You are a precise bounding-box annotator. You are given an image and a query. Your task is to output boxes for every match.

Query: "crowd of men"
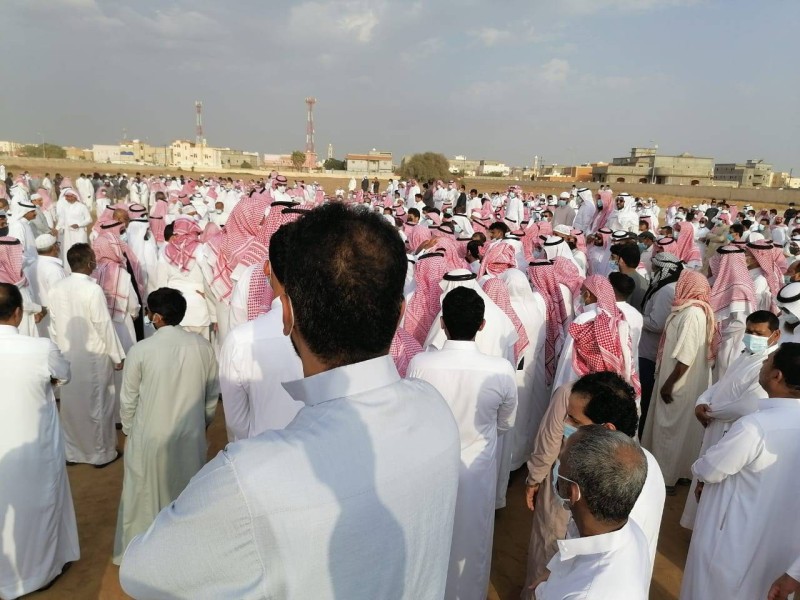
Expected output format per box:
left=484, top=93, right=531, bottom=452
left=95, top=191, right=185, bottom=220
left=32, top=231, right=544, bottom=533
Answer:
left=1, top=167, right=800, bottom=600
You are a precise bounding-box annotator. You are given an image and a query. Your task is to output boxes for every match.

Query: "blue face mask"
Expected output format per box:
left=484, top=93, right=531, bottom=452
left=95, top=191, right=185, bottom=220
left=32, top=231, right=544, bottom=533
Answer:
left=551, top=459, right=579, bottom=510
left=609, top=261, right=619, bottom=272
left=726, top=234, right=734, bottom=242
left=596, top=200, right=603, bottom=209
left=638, top=242, right=647, bottom=253
left=742, top=333, right=769, bottom=355
left=563, top=423, right=578, bottom=439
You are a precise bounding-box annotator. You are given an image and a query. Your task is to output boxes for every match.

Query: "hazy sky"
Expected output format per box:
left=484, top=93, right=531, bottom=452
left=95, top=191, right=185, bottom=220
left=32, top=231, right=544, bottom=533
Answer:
left=3, top=0, right=799, bottom=171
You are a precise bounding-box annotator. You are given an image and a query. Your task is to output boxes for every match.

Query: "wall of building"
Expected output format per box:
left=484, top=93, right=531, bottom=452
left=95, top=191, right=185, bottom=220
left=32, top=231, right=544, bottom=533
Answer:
left=92, top=144, right=121, bottom=163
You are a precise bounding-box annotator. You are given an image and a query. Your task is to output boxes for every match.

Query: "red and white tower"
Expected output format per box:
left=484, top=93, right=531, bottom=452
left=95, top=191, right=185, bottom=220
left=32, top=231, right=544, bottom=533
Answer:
left=195, top=101, right=203, bottom=145
left=304, top=97, right=317, bottom=169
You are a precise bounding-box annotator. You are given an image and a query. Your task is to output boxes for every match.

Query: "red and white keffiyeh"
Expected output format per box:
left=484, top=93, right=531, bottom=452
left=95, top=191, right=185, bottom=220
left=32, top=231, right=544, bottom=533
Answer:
left=709, top=246, right=755, bottom=317
left=567, top=275, right=639, bottom=395
left=527, top=260, right=567, bottom=385
left=675, top=223, right=702, bottom=264
left=659, top=269, right=720, bottom=363
left=390, top=326, right=423, bottom=377
left=478, top=242, right=516, bottom=279
left=403, top=252, right=449, bottom=345
left=407, top=223, right=433, bottom=252
left=482, top=276, right=529, bottom=363
left=746, top=241, right=783, bottom=302
left=164, top=218, right=202, bottom=272
left=553, top=256, right=584, bottom=299
left=92, top=233, right=128, bottom=321
left=0, top=237, right=27, bottom=286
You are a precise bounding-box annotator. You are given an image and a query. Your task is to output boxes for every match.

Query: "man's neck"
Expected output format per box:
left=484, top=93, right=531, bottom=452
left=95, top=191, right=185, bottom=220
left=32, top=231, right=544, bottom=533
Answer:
left=574, top=509, right=628, bottom=538
left=619, top=264, right=635, bottom=275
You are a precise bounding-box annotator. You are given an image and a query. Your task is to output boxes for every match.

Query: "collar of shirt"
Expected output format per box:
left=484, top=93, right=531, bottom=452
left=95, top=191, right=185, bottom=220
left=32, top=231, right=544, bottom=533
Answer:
left=282, top=354, right=400, bottom=407
left=556, top=521, right=632, bottom=561
left=40, top=255, right=63, bottom=266
left=442, top=339, right=478, bottom=352
left=757, top=397, right=800, bottom=411
left=0, top=324, right=19, bottom=335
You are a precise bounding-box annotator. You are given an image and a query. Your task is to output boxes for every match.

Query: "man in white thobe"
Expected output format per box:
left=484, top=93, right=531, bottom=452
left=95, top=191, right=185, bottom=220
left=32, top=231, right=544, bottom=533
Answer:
left=681, top=343, right=800, bottom=600
left=680, top=309, right=779, bottom=529
left=408, top=286, right=517, bottom=600
left=120, top=203, right=460, bottom=599
left=48, top=243, right=125, bottom=466
left=29, top=234, right=66, bottom=338
left=220, top=231, right=303, bottom=440
left=113, top=288, right=219, bottom=565
left=56, top=190, right=91, bottom=268
left=0, top=283, right=78, bottom=599
left=7, top=200, right=38, bottom=270
left=76, top=174, right=94, bottom=209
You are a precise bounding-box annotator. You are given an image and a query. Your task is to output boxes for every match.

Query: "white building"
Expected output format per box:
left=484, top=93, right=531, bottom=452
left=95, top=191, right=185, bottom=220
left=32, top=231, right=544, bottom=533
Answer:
left=92, top=144, right=122, bottom=164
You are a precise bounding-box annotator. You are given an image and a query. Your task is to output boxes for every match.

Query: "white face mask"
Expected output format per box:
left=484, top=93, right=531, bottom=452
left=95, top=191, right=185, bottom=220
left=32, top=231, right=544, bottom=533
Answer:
left=277, top=185, right=287, bottom=193
left=120, top=232, right=128, bottom=244
left=216, top=209, right=223, bottom=214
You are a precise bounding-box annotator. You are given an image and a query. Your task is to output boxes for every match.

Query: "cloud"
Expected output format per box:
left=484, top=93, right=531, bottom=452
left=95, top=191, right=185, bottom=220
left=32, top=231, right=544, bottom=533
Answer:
left=473, top=27, right=510, bottom=47
left=288, top=1, right=382, bottom=44
left=561, top=0, right=702, bottom=14
left=540, top=58, right=570, bottom=84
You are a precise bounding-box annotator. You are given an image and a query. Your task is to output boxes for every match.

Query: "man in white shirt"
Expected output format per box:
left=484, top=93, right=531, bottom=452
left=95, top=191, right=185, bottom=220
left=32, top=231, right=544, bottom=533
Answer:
left=120, top=203, right=461, bottom=599
left=609, top=272, right=643, bottom=366
left=408, top=286, right=517, bottom=600
left=29, top=233, right=66, bottom=337
left=532, top=426, right=650, bottom=599
left=0, top=283, right=78, bottom=599
left=219, top=224, right=304, bottom=440
left=682, top=343, right=800, bottom=600
left=56, top=189, right=92, bottom=268
left=7, top=199, right=38, bottom=270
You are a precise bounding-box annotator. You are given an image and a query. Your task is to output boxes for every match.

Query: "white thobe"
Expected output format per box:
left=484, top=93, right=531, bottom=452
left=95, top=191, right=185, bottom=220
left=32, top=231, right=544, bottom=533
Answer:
left=154, top=254, right=216, bottom=329
left=29, top=255, right=66, bottom=337
left=572, top=199, right=597, bottom=233
left=681, top=398, right=800, bottom=600
left=641, top=306, right=710, bottom=486
left=227, top=263, right=258, bottom=330
left=76, top=177, right=94, bottom=208
left=616, top=300, right=643, bottom=367
left=505, top=196, right=524, bottom=229
left=680, top=345, right=773, bottom=529
left=48, top=273, right=125, bottom=464
left=15, top=283, right=41, bottom=338
left=750, top=269, right=772, bottom=311
left=0, top=326, right=78, bottom=600
left=711, top=302, right=749, bottom=382
left=535, top=521, right=650, bottom=600
left=120, top=355, right=461, bottom=600
left=56, top=202, right=91, bottom=267
left=219, top=297, right=304, bottom=442
left=113, top=325, right=219, bottom=564
left=407, top=340, right=517, bottom=600
left=108, top=269, right=140, bottom=424
left=126, top=221, right=159, bottom=297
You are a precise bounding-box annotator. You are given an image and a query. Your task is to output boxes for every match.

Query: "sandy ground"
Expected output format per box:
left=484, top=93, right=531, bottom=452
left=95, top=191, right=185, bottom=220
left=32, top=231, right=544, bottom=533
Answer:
left=28, top=402, right=691, bottom=600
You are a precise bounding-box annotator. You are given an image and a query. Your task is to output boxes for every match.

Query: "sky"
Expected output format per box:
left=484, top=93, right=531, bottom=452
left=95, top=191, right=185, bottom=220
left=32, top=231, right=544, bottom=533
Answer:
left=2, top=0, right=799, bottom=171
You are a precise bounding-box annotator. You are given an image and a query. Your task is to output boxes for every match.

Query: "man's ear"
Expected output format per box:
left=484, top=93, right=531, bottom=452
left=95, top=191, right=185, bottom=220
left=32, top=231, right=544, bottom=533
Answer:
left=263, top=260, right=271, bottom=278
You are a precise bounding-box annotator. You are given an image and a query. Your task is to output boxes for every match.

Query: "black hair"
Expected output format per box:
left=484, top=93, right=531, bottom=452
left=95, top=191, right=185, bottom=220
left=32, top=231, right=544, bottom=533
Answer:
left=730, top=223, right=745, bottom=235
left=408, top=208, right=421, bottom=220
left=283, top=203, right=406, bottom=367
left=571, top=371, right=639, bottom=437
left=488, top=221, right=509, bottom=235
left=66, top=243, right=94, bottom=271
left=442, top=287, right=485, bottom=341
left=772, top=343, right=800, bottom=389
left=147, top=288, right=187, bottom=326
left=747, top=310, right=780, bottom=332
left=609, top=272, right=635, bottom=300
left=164, top=223, right=175, bottom=242
left=466, top=240, right=483, bottom=261
left=609, top=243, right=641, bottom=268
left=0, top=282, right=22, bottom=321
left=269, top=222, right=295, bottom=284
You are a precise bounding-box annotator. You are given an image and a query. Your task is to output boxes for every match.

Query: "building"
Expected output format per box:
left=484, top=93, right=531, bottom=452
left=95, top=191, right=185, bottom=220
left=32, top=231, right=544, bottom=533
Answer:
left=262, top=154, right=293, bottom=170
left=536, top=164, right=596, bottom=182
left=592, top=147, right=714, bottom=185
left=63, top=146, right=93, bottom=161
left=170, top=140, right=221, bottom=170
left=449, top=156, right=482, bottom=177
left=478, top=160, right=511, bottom=177
left=0, top=141, right=23, bottom=155
left=220, top=149, right=261, bottom=169
left=714, top=159, right=773, bottom=188
left=773, top=172, right=800, bottom=189
left=92, top=144, right=122, bottom=164
left=346, top=150, right=393, bottom=175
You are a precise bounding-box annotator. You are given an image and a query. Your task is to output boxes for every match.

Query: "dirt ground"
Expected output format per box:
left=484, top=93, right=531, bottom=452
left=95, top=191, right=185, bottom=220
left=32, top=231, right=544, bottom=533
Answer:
left=28, top=403, right=691, bottom=600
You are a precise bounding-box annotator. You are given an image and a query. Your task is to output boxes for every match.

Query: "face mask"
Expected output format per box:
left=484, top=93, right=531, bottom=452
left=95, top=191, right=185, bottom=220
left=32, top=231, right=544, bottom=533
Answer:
left=453, top=224, right=462, bottom=234
left=726, top=234, right=734, bottom=242
left=509, top=192, right=516, bottom=199
left=558, top=200, right=566, bottom=207
left=551, top=459, right=580, bottom=511
left=784, top=311, right=799, bottom=325
left=216, top=209, right=223, bottom=214
left=596, top=200, right=603, bottom=209
left=742, top=333, right=770, bottom=354
left=120, top=231, right=128, bottom=243
left=758, top=225, right=765, bottom=231
left=424, top=218, right=434, bottom=226
left=563, top=423, right=578, bottom=439
left=609, top=261, right=619, bottom=272
left=277, top=186, right=287, bottom=193
left=638, top=242, right=647, bottom=253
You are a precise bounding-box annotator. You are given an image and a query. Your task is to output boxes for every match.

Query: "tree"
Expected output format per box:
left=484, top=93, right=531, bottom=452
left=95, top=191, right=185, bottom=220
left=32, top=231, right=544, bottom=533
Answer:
left=323, top=157, right=346, bottom=171
left=19, top=143, right=67, bottom=159
left=291, top=150, right=306, bottom=171
left=398, top=152, right=451, bottom=182
left=241, top=161, right=253, bottom=169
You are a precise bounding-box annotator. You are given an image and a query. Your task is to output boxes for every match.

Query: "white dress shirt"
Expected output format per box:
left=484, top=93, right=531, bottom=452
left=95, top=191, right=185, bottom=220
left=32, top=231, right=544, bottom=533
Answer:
left=120, top=355, right=461, bottom=600
left=219, top=297, right=304, bottom=441
left=617, top=300, right=643, bottom=366
left=537, top=520, right=650, bottom=599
